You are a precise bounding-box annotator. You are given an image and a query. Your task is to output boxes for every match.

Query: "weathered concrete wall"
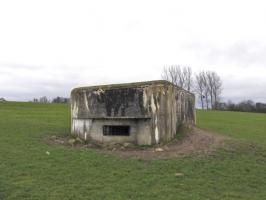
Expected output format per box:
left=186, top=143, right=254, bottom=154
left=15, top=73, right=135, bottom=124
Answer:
left=71, top=80, right=195, bottom=145
left=71, top=118, right=151, bottom=144
left=71, top=87, right=148, bottom=118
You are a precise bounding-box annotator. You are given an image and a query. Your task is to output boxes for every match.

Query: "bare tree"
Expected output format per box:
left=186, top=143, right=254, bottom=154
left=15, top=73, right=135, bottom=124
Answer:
left=183, top=66, right=193, bottom=91
left=161, top=65, right=193, bottom=91
left=212, top=72, right=222, bottom=109
left=33, top=98, right=38, bottom=102
left=39, top=96, right=49, bottom=103
left=205, top=71, right=223, bottom=109
left=201, top=71, right=210, bottom=109
left=194, top=70, right=223, bottom=110
left=162, top=65, right=179, bottom=86
left=195, top=72, right=205, bottom=109
left=206, top=71, right=214, bottom=108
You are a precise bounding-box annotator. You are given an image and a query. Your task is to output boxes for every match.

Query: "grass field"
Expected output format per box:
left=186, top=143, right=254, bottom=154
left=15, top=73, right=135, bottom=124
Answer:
left=197, top=110, right=266, bottom=145
left=0, top=102, right=266, bottom=200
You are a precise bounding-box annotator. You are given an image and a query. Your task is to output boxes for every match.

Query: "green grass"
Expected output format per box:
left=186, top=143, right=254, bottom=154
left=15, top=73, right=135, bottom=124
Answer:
left=197, top=110, right=266, bottom=145
left=0, top=102, right=266, bottom=200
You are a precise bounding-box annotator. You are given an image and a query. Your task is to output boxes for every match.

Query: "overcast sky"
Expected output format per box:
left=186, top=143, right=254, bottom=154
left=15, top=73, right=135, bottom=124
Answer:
left=1, top=0, right=266, bottom=102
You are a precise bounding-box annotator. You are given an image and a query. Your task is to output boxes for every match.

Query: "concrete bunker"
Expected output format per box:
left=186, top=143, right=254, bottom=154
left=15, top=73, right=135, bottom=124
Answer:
left=71, top=80, right=196, bottom=145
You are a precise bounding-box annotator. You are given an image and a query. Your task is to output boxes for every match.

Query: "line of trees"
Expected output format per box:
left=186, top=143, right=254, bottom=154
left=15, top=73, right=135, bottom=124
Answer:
left=162, top=65, right=222, bottom=110
left=0, top=98, right=6, bottom=102
left=31, top=96, right=69, bottom=104
left=218, top=100, right=266, bottom=113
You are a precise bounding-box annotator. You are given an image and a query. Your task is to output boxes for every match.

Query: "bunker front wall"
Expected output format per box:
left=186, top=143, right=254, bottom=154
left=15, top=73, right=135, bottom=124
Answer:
left=71, top=82, right=195, bottom=145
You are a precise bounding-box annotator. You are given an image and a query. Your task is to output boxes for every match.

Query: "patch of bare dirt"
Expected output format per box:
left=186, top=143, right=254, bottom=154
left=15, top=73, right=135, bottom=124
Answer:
left=45, top=128, right=227, bottom=160
left=109, top=128, right=226, bottom=160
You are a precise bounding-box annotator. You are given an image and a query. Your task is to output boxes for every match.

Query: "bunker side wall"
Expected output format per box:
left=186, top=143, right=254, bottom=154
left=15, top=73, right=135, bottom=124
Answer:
left=176, top=89, right=196, bottom=126
left=150, top=84, right=196, bottom=144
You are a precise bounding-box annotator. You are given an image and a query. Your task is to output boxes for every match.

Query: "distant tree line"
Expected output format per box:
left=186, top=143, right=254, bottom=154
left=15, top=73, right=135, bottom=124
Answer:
left=0, top=98, right=6, bottom=102
left=216, top=100, right=266, bottom=113
left=162, top=65, right=222, bottom=110
left=31, top=96, right=69, bottom=104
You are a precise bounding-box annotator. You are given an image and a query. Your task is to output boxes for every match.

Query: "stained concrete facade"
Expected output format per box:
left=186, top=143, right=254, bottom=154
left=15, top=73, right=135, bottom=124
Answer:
left=71, top=80, right=195, bottom=145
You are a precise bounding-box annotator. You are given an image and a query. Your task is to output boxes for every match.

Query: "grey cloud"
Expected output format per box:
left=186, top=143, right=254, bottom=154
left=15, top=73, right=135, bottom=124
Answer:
left=209, top=41, right=266, bottom=67
left=0, top=62, right=44, bottom=70
left=186, top=41, right=266, bottom=67
left=0, top=63, right=121, bottom=101
left=223, top=78, right=266, bottom=103
left=184, top=41, right=266, bottom=103
left=0, top=63, right=79, bottom=101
